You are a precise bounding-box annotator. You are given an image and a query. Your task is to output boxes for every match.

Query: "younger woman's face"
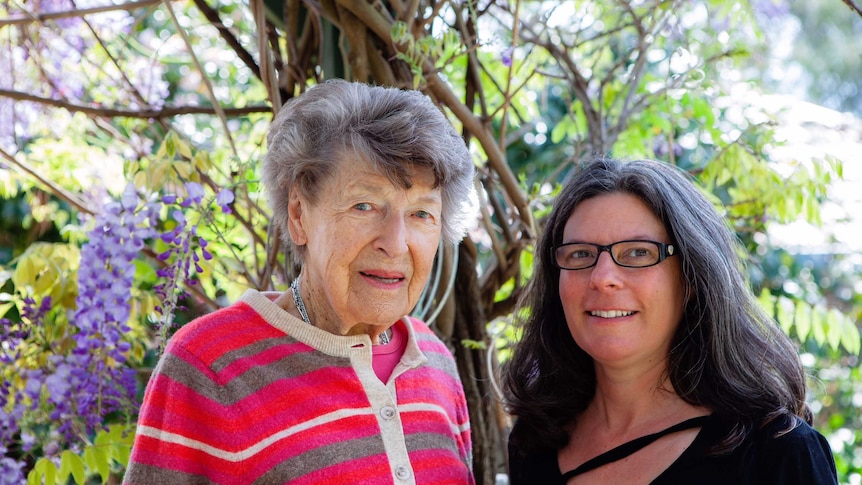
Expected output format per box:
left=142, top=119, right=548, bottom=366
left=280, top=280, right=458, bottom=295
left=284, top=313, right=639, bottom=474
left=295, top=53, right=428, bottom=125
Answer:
left=558, top=192, right=686, bottom=372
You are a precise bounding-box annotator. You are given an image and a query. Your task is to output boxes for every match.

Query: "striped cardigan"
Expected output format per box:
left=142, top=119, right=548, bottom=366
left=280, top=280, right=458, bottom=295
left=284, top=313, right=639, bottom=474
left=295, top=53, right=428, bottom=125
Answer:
left=124, top=290, right=474, bottom=484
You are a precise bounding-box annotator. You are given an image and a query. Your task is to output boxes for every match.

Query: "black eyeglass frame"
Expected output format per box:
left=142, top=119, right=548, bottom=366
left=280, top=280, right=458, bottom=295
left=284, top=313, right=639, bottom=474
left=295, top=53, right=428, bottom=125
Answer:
left=551, top=239, right=677, bottom=270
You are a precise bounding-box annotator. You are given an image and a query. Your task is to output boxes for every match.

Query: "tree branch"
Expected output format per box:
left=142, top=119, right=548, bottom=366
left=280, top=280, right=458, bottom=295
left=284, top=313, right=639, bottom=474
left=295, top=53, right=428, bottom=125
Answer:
left=193, top=0, right=262, bottom=80
left=0, top=0, right=161, bottom=27
left=0, top=88, right=270, bottom=118
left=842, top=0, right=862, bottom=17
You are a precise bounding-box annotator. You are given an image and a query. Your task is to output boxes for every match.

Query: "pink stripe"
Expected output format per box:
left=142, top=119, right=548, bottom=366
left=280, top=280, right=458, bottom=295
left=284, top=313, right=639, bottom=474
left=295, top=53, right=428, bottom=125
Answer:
left=130, top=435, right=244, bottom=482
left=139, top=372, right=374, bottom=447
left=286, top=455, right=393, bottom=485
left=243, top=418, right=383, bottom=476
left=410, top=448, right=476, bottom=485
left=397, top=371, right=463, bottom=404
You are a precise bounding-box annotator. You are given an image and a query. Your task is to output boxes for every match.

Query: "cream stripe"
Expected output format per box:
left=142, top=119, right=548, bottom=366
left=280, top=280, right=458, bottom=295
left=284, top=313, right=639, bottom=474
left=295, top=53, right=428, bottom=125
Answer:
left=398, top=402, right=471, bottom=435
left=138, top=407, right=375, bottom=462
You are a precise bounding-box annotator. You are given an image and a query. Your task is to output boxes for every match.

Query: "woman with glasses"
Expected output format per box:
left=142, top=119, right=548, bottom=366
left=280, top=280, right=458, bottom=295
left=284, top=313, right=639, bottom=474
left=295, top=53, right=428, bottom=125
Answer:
left=503, top=158, right=837, bottom=484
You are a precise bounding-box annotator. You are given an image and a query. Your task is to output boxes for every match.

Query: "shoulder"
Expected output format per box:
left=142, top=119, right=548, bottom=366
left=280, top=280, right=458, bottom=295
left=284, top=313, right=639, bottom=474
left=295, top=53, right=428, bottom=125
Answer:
left=656, top=414, right=837, bottom=485
left=753, top=415, right=834, bottom=452
left=508, top=419, right=562, bottom=485
left=404, top=315, right=454, bottom=357
left=404, top=315, right=438, bottom=337
left=166, top=301, right=278, bottom=360
left=745, top=415, right=838, bottom=484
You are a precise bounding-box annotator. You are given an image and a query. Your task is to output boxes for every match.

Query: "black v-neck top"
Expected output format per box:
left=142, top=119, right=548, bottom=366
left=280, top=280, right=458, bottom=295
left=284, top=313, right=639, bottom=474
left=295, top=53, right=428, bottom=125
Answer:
left=507, top=414, right=838, bottom=484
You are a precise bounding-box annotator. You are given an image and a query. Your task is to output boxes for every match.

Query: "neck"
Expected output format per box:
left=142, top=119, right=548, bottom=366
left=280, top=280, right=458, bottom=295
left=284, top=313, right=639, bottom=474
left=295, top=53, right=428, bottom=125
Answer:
left=588, top=361, right=692, bottom=434
left=287, top=277, right=391, bottom=344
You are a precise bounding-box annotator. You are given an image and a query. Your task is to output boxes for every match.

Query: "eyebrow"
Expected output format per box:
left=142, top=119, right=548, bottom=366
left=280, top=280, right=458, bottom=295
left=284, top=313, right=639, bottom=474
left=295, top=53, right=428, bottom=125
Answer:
left=348, top=180, right=442, bottom=204
left=562, top=235, right=663, bottom=244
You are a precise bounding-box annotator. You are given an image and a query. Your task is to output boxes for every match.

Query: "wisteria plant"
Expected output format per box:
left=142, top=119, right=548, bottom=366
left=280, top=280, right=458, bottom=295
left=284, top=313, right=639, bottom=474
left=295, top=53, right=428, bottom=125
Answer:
left=0, top=179, right=233, bottom=484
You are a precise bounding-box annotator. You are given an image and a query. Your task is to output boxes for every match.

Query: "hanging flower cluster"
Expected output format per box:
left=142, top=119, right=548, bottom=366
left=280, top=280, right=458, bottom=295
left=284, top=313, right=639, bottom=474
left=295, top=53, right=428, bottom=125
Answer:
left=0, top=179, right=234, bottom=477
left=0, top=296, right=51, bottom=484
left=0, top=184, right=160, bottom=476
left=61, top=183, right=160, bottom=436
left=153, top=182, right=233, bottom=342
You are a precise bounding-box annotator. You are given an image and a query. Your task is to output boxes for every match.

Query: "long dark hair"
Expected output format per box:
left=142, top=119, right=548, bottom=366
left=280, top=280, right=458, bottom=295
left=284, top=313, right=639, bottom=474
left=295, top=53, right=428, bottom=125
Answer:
left=503, top=158, right=811, bottom=455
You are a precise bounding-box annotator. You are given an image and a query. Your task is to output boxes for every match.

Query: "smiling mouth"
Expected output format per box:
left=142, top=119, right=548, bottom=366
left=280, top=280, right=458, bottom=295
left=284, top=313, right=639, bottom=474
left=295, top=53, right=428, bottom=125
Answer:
left=589, top=310, right=635, bottom=318
left=361, top=272, right=405, bottom=284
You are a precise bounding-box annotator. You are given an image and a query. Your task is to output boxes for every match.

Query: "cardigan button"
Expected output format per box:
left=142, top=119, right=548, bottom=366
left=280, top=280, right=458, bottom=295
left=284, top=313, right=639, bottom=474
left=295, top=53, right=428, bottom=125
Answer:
left=395, top=465, right=411, bottom=481
left=380, top=405, right=397, bottom=420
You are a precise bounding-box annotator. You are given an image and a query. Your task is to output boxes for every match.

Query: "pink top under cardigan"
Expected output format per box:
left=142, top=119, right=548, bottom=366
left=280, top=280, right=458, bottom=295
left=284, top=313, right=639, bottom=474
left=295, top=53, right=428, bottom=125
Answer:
left=124, top=289, right=474, bottom=484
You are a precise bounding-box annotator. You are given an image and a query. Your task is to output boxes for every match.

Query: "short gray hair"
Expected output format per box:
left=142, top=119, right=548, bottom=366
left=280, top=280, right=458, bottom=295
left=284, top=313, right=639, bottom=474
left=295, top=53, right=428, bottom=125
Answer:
left=262, top=80, right=477, bottom=262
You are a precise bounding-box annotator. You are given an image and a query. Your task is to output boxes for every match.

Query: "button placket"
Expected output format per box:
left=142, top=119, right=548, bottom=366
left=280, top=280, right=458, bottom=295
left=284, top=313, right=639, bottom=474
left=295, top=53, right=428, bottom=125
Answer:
left=380, top=405, right=397, bottom=420
left=394, top=465, right=412, bottom=481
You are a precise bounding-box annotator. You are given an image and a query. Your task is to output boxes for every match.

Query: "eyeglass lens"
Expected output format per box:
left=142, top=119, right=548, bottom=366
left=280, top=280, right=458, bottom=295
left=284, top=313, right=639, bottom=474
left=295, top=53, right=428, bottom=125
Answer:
left=555, top=240, right=665, bottom=269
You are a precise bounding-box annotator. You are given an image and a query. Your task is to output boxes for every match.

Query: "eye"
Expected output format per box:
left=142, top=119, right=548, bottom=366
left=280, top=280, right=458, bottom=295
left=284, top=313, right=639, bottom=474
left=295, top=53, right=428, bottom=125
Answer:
left=353, top=202, right=372, bottom=211
left=415, top=210, right=432, bottom=220
left=562, top=245, right=595, bottom=261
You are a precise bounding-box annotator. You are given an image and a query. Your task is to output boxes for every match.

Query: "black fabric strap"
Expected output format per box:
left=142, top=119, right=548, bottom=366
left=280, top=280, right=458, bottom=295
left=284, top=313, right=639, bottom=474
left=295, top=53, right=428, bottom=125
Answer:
left=561, top=415, right=712, bottom=480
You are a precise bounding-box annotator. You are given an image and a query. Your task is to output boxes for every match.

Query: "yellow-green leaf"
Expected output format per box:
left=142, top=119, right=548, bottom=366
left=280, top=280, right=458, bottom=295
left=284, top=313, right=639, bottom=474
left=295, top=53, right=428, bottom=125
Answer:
left=59, top=450, right=86, bottom=484
left=793, top=301, right=810, bottom=343
left=30, top=458, right=57, bottom=485
left=84, top=446, right=111, bottom=484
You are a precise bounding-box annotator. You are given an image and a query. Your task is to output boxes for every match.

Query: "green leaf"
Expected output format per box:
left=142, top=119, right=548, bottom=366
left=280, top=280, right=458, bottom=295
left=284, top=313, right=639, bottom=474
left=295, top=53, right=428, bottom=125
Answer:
left=841, top=317, right=861, bottom=356
left=29, top=458, right=57, bottom=485
left=793, top=301, right=810, bottom=343
left=461, top=339, right=487, bottom=350
left=0, top=301, right=13, bottom=319
left=810, top=308, right=826, bottom=346
left=84, top=446, right=111, bottom=484
left=551, top=116, right=573, bottom=144
left=59, top=450, right=86, bottom=484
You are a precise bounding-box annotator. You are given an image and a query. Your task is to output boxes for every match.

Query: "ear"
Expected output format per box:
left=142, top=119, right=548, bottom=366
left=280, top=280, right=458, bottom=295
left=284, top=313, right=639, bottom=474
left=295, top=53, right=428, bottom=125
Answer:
left=287, top=186, right=308, bottom=246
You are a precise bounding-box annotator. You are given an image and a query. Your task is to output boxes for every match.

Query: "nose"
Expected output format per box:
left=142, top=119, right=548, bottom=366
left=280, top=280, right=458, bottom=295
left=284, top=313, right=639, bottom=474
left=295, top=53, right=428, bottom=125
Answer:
left=589, top=250, right=622, bottom=289
left=375, top=212, right=409, bottom=257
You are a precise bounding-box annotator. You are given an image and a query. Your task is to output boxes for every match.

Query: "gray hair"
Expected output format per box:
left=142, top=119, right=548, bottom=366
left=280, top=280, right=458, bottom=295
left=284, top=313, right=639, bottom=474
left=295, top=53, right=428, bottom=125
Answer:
left=504, top=157, right=809, bottom=455
left=262, top=80, right=477, bottom=262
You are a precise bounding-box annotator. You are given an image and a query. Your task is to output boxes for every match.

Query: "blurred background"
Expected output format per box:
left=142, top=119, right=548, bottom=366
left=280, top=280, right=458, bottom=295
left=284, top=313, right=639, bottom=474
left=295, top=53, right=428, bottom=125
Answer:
left=1, top=0, right=860, bottom=483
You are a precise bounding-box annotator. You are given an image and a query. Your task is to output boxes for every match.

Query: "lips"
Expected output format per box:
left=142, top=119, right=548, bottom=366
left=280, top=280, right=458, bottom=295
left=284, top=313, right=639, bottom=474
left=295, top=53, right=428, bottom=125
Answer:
left=360, top=271, right=405, bottom=284
left=589, top=310, right=635, bottom=318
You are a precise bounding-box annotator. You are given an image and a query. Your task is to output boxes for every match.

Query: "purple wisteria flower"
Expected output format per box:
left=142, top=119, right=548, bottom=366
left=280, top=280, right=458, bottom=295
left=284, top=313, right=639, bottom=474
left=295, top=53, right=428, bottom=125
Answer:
left=154, top=182, right=232, bottom=341
left=0, top=183, right=161, bottom=471
left=501, top=47, right=514, bottom=67
left=0, top=444, right=25, bottom=485
left=54, top=183, right=160, bottom=438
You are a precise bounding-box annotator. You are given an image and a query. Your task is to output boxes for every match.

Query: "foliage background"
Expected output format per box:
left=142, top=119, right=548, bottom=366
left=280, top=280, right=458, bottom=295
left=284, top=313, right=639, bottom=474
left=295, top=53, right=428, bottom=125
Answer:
left=1, top=0, right=860, bottom=483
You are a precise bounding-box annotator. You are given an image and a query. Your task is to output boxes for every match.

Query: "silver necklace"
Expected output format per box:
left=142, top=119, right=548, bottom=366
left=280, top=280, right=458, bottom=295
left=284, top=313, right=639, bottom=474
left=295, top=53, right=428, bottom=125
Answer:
left=289, top=278, right=390, bottom=345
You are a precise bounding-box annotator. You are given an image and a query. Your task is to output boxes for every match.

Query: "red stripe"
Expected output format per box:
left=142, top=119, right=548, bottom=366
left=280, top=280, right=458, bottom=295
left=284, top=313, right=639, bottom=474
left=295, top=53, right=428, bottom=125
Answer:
left=130, top=435, right=244, bottom=482
left=410, top=448, right=476, bottom=485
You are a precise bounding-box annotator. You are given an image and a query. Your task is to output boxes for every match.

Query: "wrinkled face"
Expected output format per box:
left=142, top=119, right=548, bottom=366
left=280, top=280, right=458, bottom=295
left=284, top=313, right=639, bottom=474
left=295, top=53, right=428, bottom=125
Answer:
left=558, top=192, right=686, bottom=371
left=288, top=155, right=442, bottom=333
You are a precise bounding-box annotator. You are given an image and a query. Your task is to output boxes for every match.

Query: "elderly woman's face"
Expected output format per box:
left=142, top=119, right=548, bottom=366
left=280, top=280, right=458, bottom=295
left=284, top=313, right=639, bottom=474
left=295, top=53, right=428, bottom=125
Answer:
left=289, top=155, right=442, bottom=332
left=558, top=192, right=686, bottom=371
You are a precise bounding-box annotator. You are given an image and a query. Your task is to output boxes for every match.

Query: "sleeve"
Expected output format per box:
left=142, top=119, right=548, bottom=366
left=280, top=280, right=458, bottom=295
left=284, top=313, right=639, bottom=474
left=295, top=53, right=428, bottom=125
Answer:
left=507, top=419, right=563, bottom=485
left=123, top=339, right=239, bottom=484
left=453, top=373, right=474, bottom=471
left=507, top=426, right=525, bottom=484
left=757, top=420, right=838, bottom=485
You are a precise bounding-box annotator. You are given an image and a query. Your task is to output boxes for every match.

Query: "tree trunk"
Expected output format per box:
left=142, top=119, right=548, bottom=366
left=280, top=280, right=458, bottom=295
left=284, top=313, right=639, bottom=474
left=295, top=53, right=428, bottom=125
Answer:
left=452, top=242, right=506, bottom=484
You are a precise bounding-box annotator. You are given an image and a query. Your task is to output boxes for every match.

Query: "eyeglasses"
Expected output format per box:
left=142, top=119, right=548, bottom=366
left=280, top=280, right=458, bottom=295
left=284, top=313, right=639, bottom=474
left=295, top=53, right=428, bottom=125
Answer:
left=552, top=239, right=676, bottom=270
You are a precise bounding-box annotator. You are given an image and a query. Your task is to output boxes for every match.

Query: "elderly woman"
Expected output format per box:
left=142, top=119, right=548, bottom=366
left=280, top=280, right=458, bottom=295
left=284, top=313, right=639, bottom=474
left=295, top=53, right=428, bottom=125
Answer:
left=125, top=81, right=477, bottom=484
left=504, top=158, right=837, bottom=484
